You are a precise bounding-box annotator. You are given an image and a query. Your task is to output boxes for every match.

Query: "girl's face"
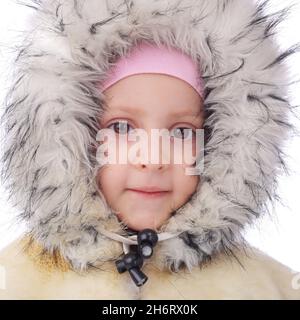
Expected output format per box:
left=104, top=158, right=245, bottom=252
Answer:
left=97, top=73, right=204, bottom=231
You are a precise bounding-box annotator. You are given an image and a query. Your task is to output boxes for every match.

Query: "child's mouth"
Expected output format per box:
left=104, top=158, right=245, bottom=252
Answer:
left=127, top=188, right=170, bottom=198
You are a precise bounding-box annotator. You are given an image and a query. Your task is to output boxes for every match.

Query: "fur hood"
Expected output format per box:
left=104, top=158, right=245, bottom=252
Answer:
left=1, top=0, right=299, bottom=276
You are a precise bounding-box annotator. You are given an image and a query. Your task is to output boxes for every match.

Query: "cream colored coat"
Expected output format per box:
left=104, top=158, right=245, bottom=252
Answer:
left=0, top=235, right=299, bottom=300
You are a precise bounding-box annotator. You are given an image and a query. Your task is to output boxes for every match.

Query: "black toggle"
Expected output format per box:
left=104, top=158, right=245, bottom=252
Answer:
left=137, top=228, right=158, bottom=258
left=115, top=251, right=148, bottom=287
left=115, top=228, right=159, bottom=287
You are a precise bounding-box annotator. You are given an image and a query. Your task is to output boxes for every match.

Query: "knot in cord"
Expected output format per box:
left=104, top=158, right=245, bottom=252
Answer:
left=98, top=225, right=184, bottom=255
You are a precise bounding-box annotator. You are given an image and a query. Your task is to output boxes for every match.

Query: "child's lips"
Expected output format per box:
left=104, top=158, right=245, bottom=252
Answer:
left=127, top=188, right=170, bottom=198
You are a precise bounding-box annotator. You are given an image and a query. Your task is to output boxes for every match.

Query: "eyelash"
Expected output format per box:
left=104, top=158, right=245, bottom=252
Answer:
left=106, top=120, right=196, bottom=140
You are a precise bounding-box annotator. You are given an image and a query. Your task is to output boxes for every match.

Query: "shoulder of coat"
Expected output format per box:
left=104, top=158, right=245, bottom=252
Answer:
left=190, top=246, right=300, bottom=299
left=0, top=233, right=73, bottom=299
left=0, top=233, right=72, bottom=274
left=0, top=234, right=136, bottom=299
left=142, top=246, right=300, bottom=299
left=234, top=246, right=300, bottom=299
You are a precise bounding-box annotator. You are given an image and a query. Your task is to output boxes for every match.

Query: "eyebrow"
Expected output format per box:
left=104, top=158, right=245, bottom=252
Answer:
left=105, top=105, right=203, bottom=119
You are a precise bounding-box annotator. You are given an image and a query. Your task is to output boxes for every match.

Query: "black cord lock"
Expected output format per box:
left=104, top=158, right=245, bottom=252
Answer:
left=115, top=228, right=158, bottom=287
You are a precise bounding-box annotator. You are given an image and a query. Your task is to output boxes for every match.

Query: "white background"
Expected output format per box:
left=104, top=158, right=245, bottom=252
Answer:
left=0, top=0, right=300, bottom=271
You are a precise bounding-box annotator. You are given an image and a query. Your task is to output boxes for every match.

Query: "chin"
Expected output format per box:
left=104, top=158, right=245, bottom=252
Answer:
left=127, top=222, right=157, bottom=232
left=117, top=210, right=171, bottom=232
left=125, top=217, right=167, bottom=232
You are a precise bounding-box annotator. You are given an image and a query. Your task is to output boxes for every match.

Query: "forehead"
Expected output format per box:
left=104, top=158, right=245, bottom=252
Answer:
left=102, top=73, right=203, bottom=116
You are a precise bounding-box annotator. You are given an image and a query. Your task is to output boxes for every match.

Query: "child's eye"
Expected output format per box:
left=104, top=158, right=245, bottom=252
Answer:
left=170, top=127, right=195, bottom=140
left=107, top=120, right=133, bottom=135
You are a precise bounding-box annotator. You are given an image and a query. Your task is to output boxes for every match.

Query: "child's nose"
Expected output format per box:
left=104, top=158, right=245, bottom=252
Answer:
left=135, top=161, right=168, bottom=172
left=130, top=146, right=171, bottom=172
left=128, top=128, right=172, bottom=171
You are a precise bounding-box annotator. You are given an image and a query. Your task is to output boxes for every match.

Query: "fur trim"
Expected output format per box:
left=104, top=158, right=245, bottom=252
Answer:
left=1, top=0, right=299, bottom=273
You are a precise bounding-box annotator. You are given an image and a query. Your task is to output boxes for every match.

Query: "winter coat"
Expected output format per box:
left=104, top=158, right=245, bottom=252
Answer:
left=0, top=234, right=299, bottom=299
left=0, top=0, right=299, bottom=299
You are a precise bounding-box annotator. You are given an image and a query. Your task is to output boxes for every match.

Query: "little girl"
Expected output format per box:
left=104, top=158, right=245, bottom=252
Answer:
left=0, top=0, right=299, bottom=299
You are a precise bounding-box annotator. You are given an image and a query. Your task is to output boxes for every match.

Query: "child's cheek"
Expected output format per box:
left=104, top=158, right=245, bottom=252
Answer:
left=96, top=164, right=127, bottom=203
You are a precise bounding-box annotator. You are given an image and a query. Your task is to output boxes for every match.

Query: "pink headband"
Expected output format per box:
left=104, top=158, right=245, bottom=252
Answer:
left=100, top=41, right=204, bottom=98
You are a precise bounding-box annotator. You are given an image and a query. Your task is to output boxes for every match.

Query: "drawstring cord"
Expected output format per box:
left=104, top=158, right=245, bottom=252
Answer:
left=98, top=225, right=183, bottom=254
left=122, top=232, right=183, bottom=255
left=98, top=226, right=184, bottom=287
